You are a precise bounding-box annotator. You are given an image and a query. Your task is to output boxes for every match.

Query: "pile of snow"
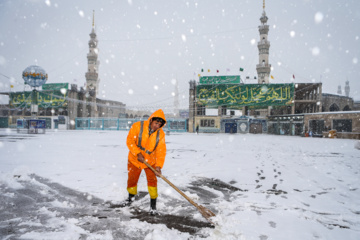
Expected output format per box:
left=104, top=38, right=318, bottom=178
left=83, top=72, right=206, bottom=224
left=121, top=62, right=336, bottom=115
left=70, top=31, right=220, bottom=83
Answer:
left=355, top=140, right=360, bottom=150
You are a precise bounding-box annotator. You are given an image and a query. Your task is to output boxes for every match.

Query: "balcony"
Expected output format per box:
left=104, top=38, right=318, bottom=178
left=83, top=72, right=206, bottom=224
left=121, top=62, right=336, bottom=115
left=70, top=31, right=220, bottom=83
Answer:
left=256, top=63, right=271, bottom=69
left=257, top=41, right=270, bottom=47
left=85, top=72, right=98, bottom=80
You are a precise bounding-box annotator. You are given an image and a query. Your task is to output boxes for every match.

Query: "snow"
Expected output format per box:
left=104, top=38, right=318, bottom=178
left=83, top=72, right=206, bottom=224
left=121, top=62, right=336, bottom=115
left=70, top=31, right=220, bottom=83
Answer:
left=1, top=129, right=360, bottom=239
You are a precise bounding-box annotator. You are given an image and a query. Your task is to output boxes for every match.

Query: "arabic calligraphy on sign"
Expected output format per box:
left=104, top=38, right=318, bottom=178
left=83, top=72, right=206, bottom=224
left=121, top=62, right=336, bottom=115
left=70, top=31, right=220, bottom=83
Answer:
left=9, top=90, right=68, bottom=109
left=199, top=75, right=241, bottom=85
left=196, top=83, right=294, bottom=107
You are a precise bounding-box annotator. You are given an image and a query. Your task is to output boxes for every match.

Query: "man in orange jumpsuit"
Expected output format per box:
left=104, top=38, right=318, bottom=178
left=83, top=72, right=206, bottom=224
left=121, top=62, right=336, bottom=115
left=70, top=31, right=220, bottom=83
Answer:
left=122, top=109, right=167, bottom=215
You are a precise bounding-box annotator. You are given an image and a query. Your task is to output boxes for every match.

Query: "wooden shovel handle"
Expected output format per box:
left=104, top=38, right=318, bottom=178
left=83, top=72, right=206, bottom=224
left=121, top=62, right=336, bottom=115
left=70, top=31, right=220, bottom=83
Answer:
left=143, top=161, right=199, bottom=206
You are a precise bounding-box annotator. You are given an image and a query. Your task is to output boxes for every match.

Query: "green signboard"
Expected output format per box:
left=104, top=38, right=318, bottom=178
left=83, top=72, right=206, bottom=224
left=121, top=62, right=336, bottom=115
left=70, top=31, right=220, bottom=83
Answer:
left=9, top=90, right=68, bottom=109
left=42, top=83, right=69, bottom=91
left=197, top=83, right=294, bottom=108
left=199, top=75, right=241, bottom=85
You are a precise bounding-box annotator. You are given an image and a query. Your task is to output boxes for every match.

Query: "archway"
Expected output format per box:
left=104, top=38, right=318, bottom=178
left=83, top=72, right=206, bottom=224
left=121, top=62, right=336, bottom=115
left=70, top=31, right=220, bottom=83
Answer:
left=59, top=110, right=68, bottom=116
left=45, top=108, right=52, bottom=116
left=329, top=103, right=340, bottom=112
left=343, top=105, right=351, bottom=111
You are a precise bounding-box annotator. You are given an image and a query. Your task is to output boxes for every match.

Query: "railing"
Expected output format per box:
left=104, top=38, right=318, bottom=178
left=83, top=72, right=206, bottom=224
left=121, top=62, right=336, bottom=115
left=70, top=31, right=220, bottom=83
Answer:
left=256, top=64, right=271, bottom=68
left=75, top=118, right=187, bottom=132
left=257, top=41, right=270, bottom=46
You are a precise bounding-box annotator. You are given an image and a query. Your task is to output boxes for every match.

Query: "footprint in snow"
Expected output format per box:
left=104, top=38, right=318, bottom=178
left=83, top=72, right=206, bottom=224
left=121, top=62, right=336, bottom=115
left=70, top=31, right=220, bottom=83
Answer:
left=259, top=235, right=268, bottom=240
left=269, top=221, right=277, bottom=228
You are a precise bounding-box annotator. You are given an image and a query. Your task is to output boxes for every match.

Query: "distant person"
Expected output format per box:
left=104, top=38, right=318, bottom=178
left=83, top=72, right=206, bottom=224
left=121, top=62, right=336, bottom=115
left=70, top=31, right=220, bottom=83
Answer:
left=280, top=128, right=285, bottom=135
left=196, top=125, right=199, bottom=134
left=309, top=130, right=313, bottom=137
left=121, top=109, right=167, bottom=216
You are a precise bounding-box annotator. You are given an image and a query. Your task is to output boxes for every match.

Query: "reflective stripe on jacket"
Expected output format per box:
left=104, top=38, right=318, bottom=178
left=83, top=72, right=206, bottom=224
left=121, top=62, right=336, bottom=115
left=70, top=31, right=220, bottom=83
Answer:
left=137, top=121, right=160, bottom=155
left=126, top=109, right=167, bottom=169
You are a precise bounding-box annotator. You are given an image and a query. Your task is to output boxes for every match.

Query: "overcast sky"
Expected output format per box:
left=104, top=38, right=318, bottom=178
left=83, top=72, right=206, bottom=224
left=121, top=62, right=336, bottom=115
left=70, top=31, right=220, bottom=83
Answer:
left=0, top=0, right=359, bottom=112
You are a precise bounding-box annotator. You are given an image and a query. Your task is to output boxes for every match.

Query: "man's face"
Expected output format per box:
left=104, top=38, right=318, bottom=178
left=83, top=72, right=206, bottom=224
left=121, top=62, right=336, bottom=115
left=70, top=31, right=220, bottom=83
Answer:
left=150, top=119, right=162, bottom=131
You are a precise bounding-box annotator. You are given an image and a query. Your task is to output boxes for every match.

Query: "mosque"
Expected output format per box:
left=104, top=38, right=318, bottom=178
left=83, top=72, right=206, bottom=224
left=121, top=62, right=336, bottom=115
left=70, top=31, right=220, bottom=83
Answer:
left=0, top=2, right=359, bottom=137
left=188, top=0, right=360, bottom=138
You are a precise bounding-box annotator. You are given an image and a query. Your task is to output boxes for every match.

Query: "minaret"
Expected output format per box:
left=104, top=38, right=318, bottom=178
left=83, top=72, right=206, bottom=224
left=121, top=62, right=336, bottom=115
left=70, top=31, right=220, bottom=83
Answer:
left=256, top=0, right=271, bottom=84
left=345, top=79, right=350, bottom=97
left=337, top=85, right=342, bottom=95
left=85, top=10, right=100, bottom=117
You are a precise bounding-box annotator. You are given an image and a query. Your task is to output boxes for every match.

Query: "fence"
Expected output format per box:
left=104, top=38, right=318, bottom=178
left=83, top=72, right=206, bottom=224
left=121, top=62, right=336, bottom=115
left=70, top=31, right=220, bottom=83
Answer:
left=75, top=118, right=187, bottom=132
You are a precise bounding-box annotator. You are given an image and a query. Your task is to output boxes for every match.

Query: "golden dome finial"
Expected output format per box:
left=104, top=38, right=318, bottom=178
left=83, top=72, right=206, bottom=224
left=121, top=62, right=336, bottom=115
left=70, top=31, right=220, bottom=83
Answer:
left=92, top=10, right=95, bottom=28
left=263, top=0, right=265, bottom=10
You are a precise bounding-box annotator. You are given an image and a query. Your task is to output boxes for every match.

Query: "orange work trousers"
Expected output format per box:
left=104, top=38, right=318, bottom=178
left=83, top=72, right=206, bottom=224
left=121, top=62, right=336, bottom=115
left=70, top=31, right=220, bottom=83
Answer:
left=127, top=161, right=158, bottom=198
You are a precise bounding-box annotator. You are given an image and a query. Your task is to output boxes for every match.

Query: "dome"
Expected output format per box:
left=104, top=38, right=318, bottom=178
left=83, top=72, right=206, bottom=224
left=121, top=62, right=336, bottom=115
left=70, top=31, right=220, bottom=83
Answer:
left=22, top=65, right=48, bottom=87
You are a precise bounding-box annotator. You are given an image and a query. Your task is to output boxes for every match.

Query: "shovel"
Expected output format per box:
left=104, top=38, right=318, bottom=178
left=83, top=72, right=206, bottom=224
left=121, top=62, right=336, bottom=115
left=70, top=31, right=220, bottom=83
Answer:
left=143, top=161, right=216, bottom=225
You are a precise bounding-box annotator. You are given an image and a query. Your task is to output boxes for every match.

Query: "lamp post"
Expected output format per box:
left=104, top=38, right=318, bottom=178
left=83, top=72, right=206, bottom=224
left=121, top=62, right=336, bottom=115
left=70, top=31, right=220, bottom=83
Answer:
left=30, top=89, right=38, bottom=117
left=22, top=65, right=48, bottom=118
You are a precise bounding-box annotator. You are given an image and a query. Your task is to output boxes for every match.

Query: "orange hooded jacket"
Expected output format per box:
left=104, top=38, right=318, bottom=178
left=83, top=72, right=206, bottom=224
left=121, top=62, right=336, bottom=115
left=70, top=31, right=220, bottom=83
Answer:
left=126, top=109, right=167, bottom=170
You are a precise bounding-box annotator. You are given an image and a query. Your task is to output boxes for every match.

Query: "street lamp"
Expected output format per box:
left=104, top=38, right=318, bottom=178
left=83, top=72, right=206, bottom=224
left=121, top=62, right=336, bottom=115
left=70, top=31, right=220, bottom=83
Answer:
left=22, top=65, right=48, bottom=117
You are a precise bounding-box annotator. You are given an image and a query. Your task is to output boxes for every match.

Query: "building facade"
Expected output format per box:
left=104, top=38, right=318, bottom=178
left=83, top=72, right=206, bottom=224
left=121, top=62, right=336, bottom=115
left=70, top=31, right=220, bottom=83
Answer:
left=322, top=93, right=354, bottom=112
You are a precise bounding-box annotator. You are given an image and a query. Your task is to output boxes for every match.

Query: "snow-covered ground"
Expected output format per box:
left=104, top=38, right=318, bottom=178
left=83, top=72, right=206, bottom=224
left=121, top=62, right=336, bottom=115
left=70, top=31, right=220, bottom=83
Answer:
left=1, top=129, right=359, bottom=239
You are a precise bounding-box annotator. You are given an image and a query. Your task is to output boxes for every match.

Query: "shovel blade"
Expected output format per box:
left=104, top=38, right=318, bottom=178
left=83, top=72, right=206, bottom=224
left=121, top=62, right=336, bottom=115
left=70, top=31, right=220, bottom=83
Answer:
left=198, top=205, right=216, bottom=224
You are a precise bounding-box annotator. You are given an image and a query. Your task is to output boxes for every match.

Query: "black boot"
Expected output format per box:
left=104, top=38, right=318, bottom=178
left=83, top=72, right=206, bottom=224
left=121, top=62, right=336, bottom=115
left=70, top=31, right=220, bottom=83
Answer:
left=120, top=194, right=135, bottom=207
left=150, top=198, right=157, bottom=216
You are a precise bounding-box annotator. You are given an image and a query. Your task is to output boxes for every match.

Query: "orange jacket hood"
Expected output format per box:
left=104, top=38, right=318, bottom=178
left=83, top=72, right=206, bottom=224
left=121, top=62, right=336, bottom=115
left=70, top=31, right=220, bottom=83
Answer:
left=148, top=109, right=167, bottom=127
